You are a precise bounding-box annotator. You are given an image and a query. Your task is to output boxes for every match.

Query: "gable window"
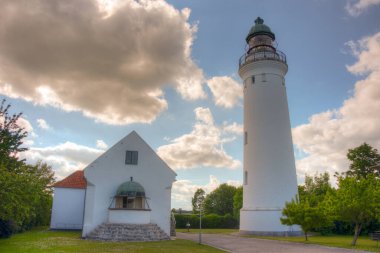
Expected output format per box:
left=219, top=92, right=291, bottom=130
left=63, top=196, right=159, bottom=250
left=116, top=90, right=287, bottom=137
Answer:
left=244, top=131, right=248, bottom=145
left=251, top=76, right=255, bottom=84
left=125, top=151, right=138, bottom=165
left=244, top=170, right=248, bottom=185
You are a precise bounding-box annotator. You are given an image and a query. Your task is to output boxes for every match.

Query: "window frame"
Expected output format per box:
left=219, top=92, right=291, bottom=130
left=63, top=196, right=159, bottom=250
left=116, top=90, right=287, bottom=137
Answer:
left=125, top=150, right=138, bottom=165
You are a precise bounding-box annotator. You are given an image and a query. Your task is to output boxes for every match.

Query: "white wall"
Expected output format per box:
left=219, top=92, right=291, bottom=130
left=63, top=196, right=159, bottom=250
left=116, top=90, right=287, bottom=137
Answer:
left=108, top=210, right=150, bottom=224
left=50, top=188, right=85, bottom=230
left=239, top=60, right=299, bottom=233
left=82, top=131, right=176, bottom=237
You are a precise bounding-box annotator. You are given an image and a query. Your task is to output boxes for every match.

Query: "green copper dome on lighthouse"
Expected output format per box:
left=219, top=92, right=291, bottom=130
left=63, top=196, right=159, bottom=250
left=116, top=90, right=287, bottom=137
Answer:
left=246, top=17, right=275, bottom=43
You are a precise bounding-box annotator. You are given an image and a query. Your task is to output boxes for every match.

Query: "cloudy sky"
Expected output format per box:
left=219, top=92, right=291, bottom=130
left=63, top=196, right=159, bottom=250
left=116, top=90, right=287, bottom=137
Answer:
left=1, top=0, right=379, bottom=209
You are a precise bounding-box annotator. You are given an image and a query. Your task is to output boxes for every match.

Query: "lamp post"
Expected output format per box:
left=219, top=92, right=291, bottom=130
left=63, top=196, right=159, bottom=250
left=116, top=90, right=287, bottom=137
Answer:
left=199, top=203, right=202, bottom=244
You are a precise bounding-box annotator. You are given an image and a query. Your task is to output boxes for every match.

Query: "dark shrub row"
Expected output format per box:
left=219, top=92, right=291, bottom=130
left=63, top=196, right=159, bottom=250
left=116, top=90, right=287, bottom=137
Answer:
left=174, top=213, right=238, bottom=229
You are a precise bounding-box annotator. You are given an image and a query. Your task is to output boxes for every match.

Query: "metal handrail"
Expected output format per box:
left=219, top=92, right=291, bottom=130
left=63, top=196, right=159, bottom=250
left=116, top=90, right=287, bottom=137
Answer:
left=239, top=49, right=287, bottom=67
left=108, top=196, right=150, bottom=210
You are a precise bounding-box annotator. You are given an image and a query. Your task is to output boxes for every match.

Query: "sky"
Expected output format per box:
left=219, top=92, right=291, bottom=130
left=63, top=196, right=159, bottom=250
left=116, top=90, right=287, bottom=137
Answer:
left=1, top=0, right=380, bottom=209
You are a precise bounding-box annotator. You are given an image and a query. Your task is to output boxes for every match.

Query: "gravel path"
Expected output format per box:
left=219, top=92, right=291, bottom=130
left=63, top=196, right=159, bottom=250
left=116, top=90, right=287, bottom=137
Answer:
left=176, top=232, right=371, bottom=253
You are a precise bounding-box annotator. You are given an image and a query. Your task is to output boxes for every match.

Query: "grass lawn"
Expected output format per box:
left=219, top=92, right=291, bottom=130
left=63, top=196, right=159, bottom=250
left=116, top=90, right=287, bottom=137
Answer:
left=248, top=234, right=380, bottom=252
left=176, top=228, right=238, bottom=234
left=0, top=227, right=224, bottom=253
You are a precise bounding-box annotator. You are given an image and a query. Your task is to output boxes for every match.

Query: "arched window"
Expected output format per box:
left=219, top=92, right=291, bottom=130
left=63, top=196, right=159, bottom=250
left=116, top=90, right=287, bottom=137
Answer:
left=109, top=179, right=150, bottom=210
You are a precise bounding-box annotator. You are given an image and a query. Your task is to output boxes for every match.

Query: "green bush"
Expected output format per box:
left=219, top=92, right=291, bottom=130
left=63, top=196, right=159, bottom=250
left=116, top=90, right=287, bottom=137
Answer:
left=222, top=213, right=237, bottom=228
left=174, top=213, right=238, bottom=229
left=0, top=219, right=17, bottom=238
left=175, top=214, right=199, bottom=229
left=202, top=214, right=219, bottom=228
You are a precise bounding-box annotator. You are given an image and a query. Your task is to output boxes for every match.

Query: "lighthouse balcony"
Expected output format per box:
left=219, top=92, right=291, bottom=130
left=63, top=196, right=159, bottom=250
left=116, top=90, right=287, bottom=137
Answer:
left=239, top=49, right=286, bottom=68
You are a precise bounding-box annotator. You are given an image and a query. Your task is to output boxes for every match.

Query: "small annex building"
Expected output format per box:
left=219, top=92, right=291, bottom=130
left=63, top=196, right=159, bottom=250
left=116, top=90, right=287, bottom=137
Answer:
left=50, top=170, right=87, bottom=229
left=50, top=131, right=177, bottom=241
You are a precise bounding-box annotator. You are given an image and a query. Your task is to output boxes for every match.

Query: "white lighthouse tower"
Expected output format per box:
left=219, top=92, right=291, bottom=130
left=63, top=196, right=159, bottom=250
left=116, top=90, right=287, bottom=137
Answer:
left=239, top=17, right=300, bottom=235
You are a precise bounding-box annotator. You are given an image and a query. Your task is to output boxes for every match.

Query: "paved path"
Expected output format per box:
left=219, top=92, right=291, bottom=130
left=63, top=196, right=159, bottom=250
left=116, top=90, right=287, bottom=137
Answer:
left=176, top=233, right=370, bottom=253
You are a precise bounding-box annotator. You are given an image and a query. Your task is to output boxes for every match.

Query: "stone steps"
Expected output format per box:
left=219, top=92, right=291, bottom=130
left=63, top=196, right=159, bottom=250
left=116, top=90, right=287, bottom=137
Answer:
left=87, top=223, right=170, bottom=241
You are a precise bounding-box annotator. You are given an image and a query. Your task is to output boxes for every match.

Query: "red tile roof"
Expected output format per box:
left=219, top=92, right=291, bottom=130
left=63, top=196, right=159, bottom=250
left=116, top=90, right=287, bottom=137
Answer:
left=54, top=170, right=87, bottom=189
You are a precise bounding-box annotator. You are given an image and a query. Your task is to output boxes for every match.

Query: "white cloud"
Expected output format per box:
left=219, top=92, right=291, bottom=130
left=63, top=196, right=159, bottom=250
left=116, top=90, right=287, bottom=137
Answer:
left=207, top=76, right=242, bottom=108
left=157, top=107, right=241, bottom=170
left=96, top=139, right=108, bottom=149
left=16, top=117, right=33, bottom=133
left=36, top=118, right=50, bottom=130
left=172, top=175, right=241, bottom=209
left=22, top=142, right=103, bottom=179
left=222, top=122, right=243, bottom=135
left=345, top=0, right=380, bottom=16
left=0, top=0, right=206, bottom=125
left=175, top=64, right=207, bottom=100
left=293, top=31, right=380, bottom=180
left=346, top=34, right=380, bottom=74
left=19, top=117, right=37, bottom=146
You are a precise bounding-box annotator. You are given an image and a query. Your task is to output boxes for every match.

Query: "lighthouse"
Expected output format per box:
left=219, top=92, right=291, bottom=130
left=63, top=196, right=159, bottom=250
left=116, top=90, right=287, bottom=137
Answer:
left=239, top=17, right=300, bottom=235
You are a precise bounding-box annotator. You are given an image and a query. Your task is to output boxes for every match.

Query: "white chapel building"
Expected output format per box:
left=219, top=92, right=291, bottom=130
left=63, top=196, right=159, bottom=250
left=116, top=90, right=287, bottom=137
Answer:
left=50, top=131, right=177, bottom=241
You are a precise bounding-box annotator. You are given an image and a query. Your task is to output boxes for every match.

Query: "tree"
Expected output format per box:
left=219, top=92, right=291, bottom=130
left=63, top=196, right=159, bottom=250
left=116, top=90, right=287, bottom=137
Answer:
left=192, top=188, right=205, bottom=213
left=26, top=162, right=55, bottom=227
left=0, top=100, right=55, bottom=237
left=203, top=184, right=237, bottom=215
left=233, top=186, right=243, bottom=219
left=0, top=161, right=55, bottom=233
left=334, top=175, right=380, bottom=246
left=0, top=163, right=34, bottom=230
left=346, top=143, right=380, bottom=179
left=0, top=99, right=28, bottom=170
left=281, top=195, right=332, bottom=241
left=298, top=172, right=334, bottom=206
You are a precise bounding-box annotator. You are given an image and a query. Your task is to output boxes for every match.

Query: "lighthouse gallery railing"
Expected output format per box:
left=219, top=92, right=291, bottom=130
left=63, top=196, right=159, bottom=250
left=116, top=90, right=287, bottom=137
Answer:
left=239, top=49, right=287, bottom=68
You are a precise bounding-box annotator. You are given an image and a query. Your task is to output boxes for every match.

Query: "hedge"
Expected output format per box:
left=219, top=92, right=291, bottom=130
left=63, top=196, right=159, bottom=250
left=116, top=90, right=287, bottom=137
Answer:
left=174, top=213, right=238, bottom=229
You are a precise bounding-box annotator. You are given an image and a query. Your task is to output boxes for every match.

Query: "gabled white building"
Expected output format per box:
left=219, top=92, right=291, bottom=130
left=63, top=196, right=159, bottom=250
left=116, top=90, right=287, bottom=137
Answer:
left=51, top=131, right=177, bottom=240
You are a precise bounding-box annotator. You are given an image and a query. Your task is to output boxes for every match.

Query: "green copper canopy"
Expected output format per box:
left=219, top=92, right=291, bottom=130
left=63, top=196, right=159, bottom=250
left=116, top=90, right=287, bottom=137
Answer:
left=246, top=17, right=275, bottom=43
left=116, top=180, right=145, bottom=197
